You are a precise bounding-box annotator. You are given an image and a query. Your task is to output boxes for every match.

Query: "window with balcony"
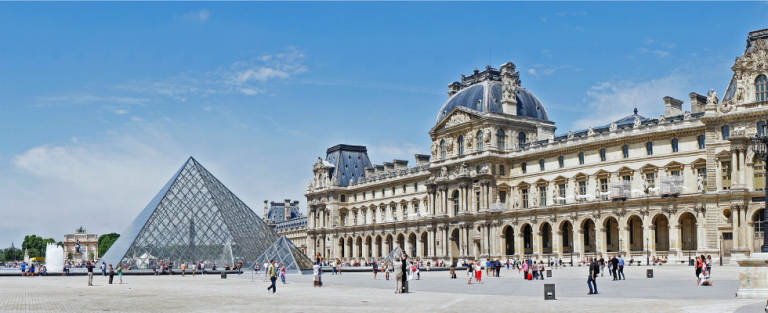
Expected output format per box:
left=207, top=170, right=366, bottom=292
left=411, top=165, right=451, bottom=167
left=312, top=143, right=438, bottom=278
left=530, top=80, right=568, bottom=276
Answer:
left=539, top=186, right=547, bottom=207
left=522, top=189, right=529, bottom=209
left=497, top=129, right=506, bottom=151
left=477, top=131, right=484, bottom=152
left=500, top=165, right=506, bottom=176
left=722, top=126, right=730, bottom=140
left=440, top=140, right=446, bottom=159
left=578, top=181, right=587, bottom=202
left=522, top=162, right=527, bottom=174
left=558, top=183, right=566, bottom=204
left=458, top=135, right=464, bottom=155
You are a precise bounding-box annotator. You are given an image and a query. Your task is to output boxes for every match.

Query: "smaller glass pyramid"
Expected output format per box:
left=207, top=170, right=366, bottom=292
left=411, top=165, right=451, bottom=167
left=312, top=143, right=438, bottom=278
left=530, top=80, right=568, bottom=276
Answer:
left=252, top=236, right=314, bottom=274
left=382, top=245, right=403, bottom=265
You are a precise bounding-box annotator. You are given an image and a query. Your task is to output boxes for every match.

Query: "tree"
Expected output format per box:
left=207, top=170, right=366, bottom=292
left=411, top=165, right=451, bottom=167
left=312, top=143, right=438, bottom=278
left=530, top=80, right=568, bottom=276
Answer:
left=98, top=233, right=120, bottom=256
left=88, top=252, right=94, bottom=260
left=21, top=235, right=57, bottom=255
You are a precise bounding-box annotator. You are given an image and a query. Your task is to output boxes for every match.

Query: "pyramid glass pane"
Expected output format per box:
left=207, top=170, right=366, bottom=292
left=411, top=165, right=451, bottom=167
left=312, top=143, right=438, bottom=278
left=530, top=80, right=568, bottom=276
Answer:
left=382, top=246, right=403, bottom=265
left=101, top=157, right=281, bottom=269
left=252, top=237, right=313, bottom=274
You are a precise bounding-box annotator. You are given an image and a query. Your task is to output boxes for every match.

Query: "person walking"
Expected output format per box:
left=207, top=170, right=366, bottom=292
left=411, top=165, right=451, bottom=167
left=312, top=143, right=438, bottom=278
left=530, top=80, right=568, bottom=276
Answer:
left=706, top=255, right=713, bottom=274
left=394, top=256, right=403, bottom=293
left=610, top=256, right=619, bottom=281
left=401, top=252, right=408, bottom=293
left=337, top=260, right=342, bottom=276
left=280, top=263, right=286, bottom=284
left=475, top=261, right=482, bottom=283
left=522, top=260, right=529, bottom=280
left=86, top=262, right=95, bottom=286
left=117, top=264, right=124, bottom=284
left=385, top=261, right=390, bottom=280
left=588, top=258, right=599, bottom=295
left=266, top=260, right=277, bottom=294
left=20, top=262, right=25, bottom=277
left=372, top=261, right=378, bottom=279
left=181, top=262, right=187, bottom=277
left=108, top=264, right=114, bottom=284
left=101, top=262, right=107, bottom=276
left=531, top=261, right=538, bottom=280
left=467, top=261, right=473, bottom=284
left=313, top=262, right=321, bottom=287
left=618, top=255, right=625, bottom=280
left=29, top=263, right=35, bottom=277
left=599, top=257, right=605, bottom=277
left=506, top=259, right=510, bottom=270
left=539, top=261, right=545, bottom=280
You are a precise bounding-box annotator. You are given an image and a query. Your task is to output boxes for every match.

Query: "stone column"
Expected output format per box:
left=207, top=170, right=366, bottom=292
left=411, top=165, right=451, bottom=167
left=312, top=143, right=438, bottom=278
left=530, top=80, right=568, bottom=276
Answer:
left=671, top=224, right=681, bottom=258
left=741, top=148, right=748, bottom=188
left=598, top=227, right=607, bottom=257
left=621, top=226, right=630, bottom=258
left=576, top=229, right=585, bottom=260
left=534, top=230, right=542, bottom=258
left=417, top=237, right=424, bottom=259
left=648, top=225, right=657, bottom=259
left=734, top=149, right=742, bottom=186
left=554, top=230, right=563, bottom=259
left=516, top=232, right=525, bottom=258
left=736, top=206, right=744, bottom=249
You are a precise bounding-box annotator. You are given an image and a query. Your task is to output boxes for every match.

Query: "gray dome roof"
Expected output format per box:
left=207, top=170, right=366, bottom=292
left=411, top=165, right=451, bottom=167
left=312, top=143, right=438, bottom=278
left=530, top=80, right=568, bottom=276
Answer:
left=436, top=80, right=549, bottom=124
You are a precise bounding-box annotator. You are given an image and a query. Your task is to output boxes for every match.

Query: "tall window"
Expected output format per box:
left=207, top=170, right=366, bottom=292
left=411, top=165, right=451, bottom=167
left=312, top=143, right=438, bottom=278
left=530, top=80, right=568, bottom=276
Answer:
left=578, top=152, right=585, bottom=165
left=558, top=184, right=566, bottom=204
left=646, top=173, right=655, bottom=187
left=671, top=139, right=679, bottom=153
left=440, top=139, right=446, bottom=159
left=477, top=131, right=484, bottom=152
left=759, top=122, right=767, bottom=136
left=458, top=135, right=464, bottom=155
left=646, top=142, right=653, bottom=155
left=500, top=165, right=506, bottom=176
left=578, top=181, right=587, bottom=202
left=600, top=178, right=609, bottom=200
left=558, top=156, right=565, bottom=168
left=756, top=158, right=766, bottom=191
left=722, top=161, right=732, bottom=190
left=475, top=191, right=481, bottom=212
left=499, top=191, right=507, bottom=203
left=540, top=159, right=545, bottom=171
left=600, top=149, right=606, bottom=162
left=756, top=209, right=765, bottom=239
left=453, top=191, right=460, bottom=216
left=622, top=145, right=629, bottom=158
left=497, top=129, right=506, bottom=151
left=539, top=186, right=547, bottom=207
left=757, top=74, right=768, bottom=102
left=522, top=189, right=529, bottom=208
left=698, top=135, right=706, bottom=149
left=414, top=203, right=419, bottom=215
left=722, top=125, right=730, bottom=140
left=522, top=162, right=527, bottom=174
left=341, top=195, right=346, bottom=202
left=518, top=132, right=527, bottom=145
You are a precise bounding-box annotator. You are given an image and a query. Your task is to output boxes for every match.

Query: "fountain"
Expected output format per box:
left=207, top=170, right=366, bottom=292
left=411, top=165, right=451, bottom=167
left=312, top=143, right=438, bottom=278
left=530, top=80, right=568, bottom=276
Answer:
left=45, top=243, right=64, bottom=272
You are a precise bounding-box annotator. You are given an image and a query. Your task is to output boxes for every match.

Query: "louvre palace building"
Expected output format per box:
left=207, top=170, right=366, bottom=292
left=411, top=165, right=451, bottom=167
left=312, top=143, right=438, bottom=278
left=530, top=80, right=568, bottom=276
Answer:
left=305, top=29, right=768, bottom=265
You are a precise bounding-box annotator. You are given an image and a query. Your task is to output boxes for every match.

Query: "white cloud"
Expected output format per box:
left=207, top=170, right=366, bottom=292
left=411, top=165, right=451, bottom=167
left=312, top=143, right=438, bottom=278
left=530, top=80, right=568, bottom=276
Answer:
left=114, top=109, right=128, bottom=115
left=644, top=37, right=655, bottom=44
left=541, top=49, right=552, bottom=58
left=203, top=106, right=212, bottom=111
left=366, top=142, right=424, bottom=164
left=0, top=131, right=188, bottom=243
left=571, top=71, right=690, bottom=130
left=117, top=47, right=308, bottom=98
left=130, top=116, right=144, bottom=122
left=527, top=65, right=573, bottom=77
left=182, top=9, right=209, bottom=21
left=527, top=68, right=538, bottom=76
left=661, top=42, right=676, bottom=49
left=652, top=50, right=671, bottom=57
left=557, top=11, right=587, bottom=16
left=38, top=95, right=150, bottom=107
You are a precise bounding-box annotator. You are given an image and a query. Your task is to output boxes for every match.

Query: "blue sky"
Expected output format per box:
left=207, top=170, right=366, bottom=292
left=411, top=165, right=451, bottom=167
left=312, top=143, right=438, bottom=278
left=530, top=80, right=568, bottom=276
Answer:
left=1, top=2, right=766, bottom=246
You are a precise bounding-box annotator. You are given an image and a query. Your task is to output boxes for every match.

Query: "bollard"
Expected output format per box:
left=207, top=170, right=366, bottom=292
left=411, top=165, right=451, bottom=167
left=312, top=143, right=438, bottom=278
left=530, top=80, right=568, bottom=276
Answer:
left=544, top=284, right=556, bottom=300
left=647, top=269, right=653, bottom=278
left=546, top=270, right=552, bottom=278
left=221, top=271, right=227, bottom=279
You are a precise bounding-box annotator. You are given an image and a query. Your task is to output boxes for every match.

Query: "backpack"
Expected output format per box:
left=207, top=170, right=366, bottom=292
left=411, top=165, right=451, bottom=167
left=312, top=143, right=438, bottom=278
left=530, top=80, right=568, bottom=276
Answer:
left=593, top=262, right=600, bottom=274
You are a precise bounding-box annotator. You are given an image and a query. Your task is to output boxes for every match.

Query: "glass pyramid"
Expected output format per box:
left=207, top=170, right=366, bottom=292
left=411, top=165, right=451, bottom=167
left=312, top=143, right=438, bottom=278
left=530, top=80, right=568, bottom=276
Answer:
left=252, top=236, right=314, bottom=274
left=100, top=157, right=281, bottom=269
left=382, top=245, right=403, bottom=265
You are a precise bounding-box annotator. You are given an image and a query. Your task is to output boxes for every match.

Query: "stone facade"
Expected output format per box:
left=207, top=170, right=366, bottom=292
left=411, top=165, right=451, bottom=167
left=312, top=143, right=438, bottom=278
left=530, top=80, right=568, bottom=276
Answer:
left=305, top=29, right=768, bottom=265
left=63, top=227, right=98, bottom=261
left=263, top=199, right=308, bottom=254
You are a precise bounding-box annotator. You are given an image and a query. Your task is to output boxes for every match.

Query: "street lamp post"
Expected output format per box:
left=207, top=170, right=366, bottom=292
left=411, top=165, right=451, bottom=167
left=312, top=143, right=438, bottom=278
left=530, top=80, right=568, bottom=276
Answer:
left=751, top=121, right=768, bottom=253
left=687, top=237, right=692, bottom=266
left=719, top=234, right=723, bottom=266
left=646, top=238, right=650, bottom=266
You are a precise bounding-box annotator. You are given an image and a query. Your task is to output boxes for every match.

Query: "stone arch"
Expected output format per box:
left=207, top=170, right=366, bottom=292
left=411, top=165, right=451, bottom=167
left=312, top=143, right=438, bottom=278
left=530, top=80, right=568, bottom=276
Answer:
left=338, top=237, right=346, bottom=259
left=626, top=214, right=644, bottom=252
left=356, top=236, right=363, bottom=259
left=603, top=216, right=620, bottom=253
left=407, top=232, right=417, bottom=257
left=385, top=233, right=394, bottom=254
left=501, top=224, right=515, bottom=256
left=365, top=235, right=373, bottom=258
left=396, top=233, right=406, bottom=250
left=539, top=221, right=553, bottom=254
left=652, top=213, right=670, bottom=252
left=449, top=227, right=460, bottom=265
left=677, top=211, right=698, bottom=252
left=521, top=223, right=533, bottom=255
left=419, top=231, right=428, bottom=259
left=559, top=220, right=575, bottom=254
left=375, top=234, right=383, bottom=258
left=581, top=218, right=597, bottom=253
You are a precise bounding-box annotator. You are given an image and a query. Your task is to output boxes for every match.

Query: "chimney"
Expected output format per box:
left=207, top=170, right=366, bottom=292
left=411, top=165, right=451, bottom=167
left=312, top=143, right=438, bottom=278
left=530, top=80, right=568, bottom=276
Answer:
left=664, top=96, right=683, bottom=117
left=365, top=167, right=376, bottom=178
left=374, top=164, right=385, bottom=174
left=383, top=162, right=395, bottom=173
left=414, top=154, right=431, bottom=167
left=500, top=62, right=519, bottom=115
left=689, top=92, right=707, bottom=114
left=393, top=159, right=408, bottom=170
left=263, top=200, right=269, bottom=219
left=284, top=199, right=291, bottom=221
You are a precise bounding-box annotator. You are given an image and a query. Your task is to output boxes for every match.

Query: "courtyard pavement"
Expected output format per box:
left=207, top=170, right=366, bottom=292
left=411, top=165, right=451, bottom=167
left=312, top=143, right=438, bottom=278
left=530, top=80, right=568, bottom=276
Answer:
left=0, top=264, right=763, bottom=312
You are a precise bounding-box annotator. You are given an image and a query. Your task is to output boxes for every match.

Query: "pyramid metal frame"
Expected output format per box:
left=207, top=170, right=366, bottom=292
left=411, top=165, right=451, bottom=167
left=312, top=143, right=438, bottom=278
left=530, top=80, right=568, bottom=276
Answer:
left=382, top=245, right=403, bottom=265
left=101, top=157, right=281, bottom=269
left=252, top=236, right=314, bottom=274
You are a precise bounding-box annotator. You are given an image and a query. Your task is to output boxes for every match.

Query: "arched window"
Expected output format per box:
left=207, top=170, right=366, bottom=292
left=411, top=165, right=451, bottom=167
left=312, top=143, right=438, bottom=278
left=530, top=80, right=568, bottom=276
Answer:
left=756, top=75, right=768, bottom=102
left=458, top=135, right=464, bottom=155
left=518, top=132, right=527, bottom=145
left=497, top=129, right=506, bottom=151
left=440, top=140, right=446, bottom=159
left=558, top=156, right=564, bottom=168
left=722, top=125, right=730, bottom=140
left=578, top=152, right=585, bottom=165
left=540, top=159, right=545, bottom=171
left=452, top=190, right=460, bottom=216
left=476, top=131, right=484, bottom=152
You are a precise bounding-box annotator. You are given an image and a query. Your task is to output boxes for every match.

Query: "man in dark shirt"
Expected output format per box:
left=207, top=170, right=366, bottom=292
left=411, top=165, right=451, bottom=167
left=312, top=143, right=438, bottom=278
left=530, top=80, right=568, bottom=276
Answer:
left=610, top=256, right=619, bottom=281
left=587, top=258, right=598, bottom=295
left=401, top=252, right=408, bottom=293
left=599, top=257, right=605, bottom=277
left=86, top=262, right=95, bottom=286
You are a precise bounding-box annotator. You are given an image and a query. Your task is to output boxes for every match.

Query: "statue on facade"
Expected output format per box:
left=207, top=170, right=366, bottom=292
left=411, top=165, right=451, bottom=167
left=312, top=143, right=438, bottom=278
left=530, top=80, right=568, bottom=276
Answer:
left=75, top=239, right=81, bottom=253
left=307, top=180, right=314, bottom=193
left=643, top=179, right=650, bottom=195
left=633, top=117, right=642, bottom=128
left=588, top=127, right=595, bottom=136
left=513, top=196, right=519, bottom=208
left=567, top=131, right=574, bottom=139
left=707, top=89, right=719, bottom=106
left=658, top=115, right=666, bottom=124
left=610, top=122, right=618, bottom=132
left=440, top=166, right=448, bottom=178
left=697, top=174, right=705, bottom=193
left=531, top=189, right=538, bottom=206
left=484, top=128, right=492, bottom=144
left=431, top=141, right=438, bottom=158
left=684, top=111, right=692, bottom=120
